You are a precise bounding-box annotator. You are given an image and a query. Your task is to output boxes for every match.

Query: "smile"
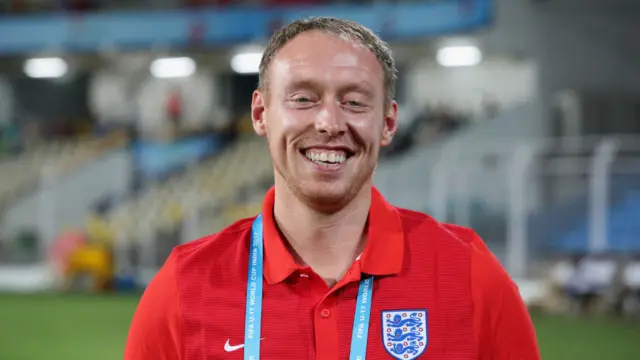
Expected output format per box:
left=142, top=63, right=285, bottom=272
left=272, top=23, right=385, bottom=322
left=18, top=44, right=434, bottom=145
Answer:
left=301, top=148, right=354, bottom=167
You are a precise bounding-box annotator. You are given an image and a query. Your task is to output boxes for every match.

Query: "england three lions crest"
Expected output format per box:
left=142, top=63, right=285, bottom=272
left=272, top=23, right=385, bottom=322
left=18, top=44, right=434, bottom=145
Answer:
left=382, top=309, right=428, bottom=360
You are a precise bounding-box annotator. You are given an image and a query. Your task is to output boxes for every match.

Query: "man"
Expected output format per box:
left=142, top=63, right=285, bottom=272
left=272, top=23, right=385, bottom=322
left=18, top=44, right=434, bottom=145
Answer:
left=125, top=17, right=540, bottom=360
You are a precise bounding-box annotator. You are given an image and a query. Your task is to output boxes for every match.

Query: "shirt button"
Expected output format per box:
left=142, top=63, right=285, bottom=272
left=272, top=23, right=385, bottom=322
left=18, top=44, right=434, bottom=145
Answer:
left=320, top=308, right=331, bottom=318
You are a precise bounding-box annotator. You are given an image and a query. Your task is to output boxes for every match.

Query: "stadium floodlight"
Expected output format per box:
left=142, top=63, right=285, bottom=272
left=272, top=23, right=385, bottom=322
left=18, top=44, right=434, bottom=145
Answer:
left=230, top=52, right=262, bottom=74
left=436, top=46, right=482, bottom=67
left=150, top=57, right=196, bottom=78
left=23, top=57, right=68, bottom=78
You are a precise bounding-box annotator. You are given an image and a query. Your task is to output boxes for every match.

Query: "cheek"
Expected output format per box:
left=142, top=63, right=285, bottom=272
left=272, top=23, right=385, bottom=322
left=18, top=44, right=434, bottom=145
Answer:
left=264, top=109, right=285, bottom=136
left=350, top=116, right=384, bottom=145
left=278, top=117, right=299, bottom=134
left=276, top=110, right=311, bottom=138
left=265, top=111, right=297, bottom=155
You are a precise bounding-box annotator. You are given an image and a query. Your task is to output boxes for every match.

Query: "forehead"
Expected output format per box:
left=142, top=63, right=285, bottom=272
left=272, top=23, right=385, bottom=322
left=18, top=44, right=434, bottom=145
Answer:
left=269, top=30, right=384, bottom=91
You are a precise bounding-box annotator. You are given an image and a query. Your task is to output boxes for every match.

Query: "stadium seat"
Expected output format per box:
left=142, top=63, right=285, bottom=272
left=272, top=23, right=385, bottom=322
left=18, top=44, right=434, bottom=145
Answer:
left=103, top=135, right=273, bottom=251
left=0, top=132, right=128, bottom=210
left=554, top=188, right=640, bottom=253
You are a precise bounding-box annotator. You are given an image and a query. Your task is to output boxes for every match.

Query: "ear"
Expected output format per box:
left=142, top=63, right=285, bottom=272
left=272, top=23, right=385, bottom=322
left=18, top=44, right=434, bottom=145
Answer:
left=251, top=90, right=267, bottom=136
left=380, top=100, right=398, bottom=147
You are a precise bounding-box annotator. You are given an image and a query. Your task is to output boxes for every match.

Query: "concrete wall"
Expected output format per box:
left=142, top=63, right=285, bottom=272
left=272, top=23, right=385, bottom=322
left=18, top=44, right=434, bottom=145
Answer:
left=0, top=77, right=13, bottom=125
left=480, top=0, right=640, bottom=121
left=395, top=0, right=640, bottom=135
left=407, top=58, right=539, bottom=119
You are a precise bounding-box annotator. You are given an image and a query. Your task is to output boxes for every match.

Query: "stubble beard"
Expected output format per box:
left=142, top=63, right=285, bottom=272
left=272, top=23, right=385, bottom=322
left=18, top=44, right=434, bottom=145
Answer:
left=272, top=151, right=376, bottom=214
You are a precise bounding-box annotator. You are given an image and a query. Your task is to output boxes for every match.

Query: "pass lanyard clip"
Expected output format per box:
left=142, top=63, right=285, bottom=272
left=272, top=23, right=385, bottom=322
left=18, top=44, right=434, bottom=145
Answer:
left=244, top=214, right=374, bottom=360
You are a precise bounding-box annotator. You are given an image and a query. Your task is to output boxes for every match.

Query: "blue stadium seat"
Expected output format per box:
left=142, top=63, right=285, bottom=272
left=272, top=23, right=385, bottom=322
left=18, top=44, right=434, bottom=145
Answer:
left=553, top=180, right=640, bottom=253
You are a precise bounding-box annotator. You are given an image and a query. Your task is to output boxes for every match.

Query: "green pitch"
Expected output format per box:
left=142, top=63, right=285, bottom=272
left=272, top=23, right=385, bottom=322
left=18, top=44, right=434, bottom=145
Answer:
left=0, top=293, right=639, bottom=360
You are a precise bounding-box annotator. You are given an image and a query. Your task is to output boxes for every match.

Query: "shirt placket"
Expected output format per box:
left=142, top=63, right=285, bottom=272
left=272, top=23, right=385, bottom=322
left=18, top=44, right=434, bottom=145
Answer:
left=311, top=262, right=364, bottom=360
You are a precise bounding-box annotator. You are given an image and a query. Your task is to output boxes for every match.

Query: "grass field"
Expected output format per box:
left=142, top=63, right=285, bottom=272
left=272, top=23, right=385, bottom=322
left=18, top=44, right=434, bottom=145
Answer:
left=1, top=293, right=639, bottom=360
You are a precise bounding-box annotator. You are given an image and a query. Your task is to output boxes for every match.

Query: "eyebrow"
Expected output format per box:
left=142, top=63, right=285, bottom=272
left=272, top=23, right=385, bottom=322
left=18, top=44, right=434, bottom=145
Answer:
left=339, top=81, right=376, bottom=99
left=284, top=78, right=323, bottom=93
left=285, top=78, right=376, bottom=98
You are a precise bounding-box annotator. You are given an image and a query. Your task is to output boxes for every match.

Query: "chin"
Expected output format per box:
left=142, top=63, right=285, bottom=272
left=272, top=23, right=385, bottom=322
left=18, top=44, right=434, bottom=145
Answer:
left=305, top=183, right=348, bottom=199
left=274, top=155, right=375, bottom=210
left=296, top=180, right=363, bottom=210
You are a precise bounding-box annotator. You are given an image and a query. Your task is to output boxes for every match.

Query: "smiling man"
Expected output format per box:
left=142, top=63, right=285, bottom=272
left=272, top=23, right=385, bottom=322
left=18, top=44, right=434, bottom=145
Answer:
left=124, top=17, right=540, bottom=360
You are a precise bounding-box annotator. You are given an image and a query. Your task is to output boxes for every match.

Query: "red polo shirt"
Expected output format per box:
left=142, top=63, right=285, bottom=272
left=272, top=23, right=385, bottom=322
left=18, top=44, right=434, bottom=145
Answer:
left=125, top=187, right=540, bottom=360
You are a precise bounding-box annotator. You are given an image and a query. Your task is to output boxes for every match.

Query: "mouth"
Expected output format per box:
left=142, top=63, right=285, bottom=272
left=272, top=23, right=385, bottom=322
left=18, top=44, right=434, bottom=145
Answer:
left=300, top=147, right=355, bottom=168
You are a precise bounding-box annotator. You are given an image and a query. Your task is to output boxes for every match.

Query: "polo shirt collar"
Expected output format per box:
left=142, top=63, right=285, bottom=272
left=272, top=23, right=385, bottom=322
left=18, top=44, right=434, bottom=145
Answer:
left=261, top=186, right=405, bottom=284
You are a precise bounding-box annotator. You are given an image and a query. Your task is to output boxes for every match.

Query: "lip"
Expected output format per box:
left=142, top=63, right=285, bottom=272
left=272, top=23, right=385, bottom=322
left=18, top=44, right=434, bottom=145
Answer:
left=300, top=145, right=355, bottom=156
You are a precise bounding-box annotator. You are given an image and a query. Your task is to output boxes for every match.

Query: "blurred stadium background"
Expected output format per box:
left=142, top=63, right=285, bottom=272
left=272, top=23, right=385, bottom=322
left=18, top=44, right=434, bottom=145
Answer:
left=1, top=0, right=640, bottom=359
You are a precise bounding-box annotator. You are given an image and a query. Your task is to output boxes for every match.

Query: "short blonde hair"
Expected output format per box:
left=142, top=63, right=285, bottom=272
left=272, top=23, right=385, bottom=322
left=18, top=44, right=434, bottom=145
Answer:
left=259, top=16, right=397, bottom=107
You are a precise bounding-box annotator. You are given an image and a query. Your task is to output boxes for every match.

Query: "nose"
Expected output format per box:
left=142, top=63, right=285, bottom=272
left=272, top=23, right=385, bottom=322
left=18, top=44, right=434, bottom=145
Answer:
left=314, top=101, right=346, bottom=136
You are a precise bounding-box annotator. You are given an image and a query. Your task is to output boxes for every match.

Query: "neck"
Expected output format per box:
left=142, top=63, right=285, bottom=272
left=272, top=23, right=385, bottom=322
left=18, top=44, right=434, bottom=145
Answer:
left=273, top=178, right=372, bottom=287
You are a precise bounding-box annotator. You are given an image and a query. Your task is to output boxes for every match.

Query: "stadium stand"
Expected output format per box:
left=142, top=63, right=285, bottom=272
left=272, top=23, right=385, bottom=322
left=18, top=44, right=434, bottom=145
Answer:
left=103, top=134, right=272, bottom=244
left=0, top=131, right=128, bottom=211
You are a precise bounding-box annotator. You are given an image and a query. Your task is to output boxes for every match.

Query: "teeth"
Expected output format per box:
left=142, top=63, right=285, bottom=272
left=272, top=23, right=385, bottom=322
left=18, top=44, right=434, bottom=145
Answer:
left=305, top=150, right=348, bottom=164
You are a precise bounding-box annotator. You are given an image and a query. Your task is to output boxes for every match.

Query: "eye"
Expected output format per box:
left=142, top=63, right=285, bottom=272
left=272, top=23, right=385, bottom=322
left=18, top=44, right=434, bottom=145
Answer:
left=289, top=95, right=316, bottom=106
left=346, top=100, right=362, bottom=107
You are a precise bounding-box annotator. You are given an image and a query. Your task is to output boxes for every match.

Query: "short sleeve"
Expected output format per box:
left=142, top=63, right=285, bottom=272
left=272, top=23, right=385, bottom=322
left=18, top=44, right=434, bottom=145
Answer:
left=470, top=234, right=541, bottom=360
left=124, top=251, right=183, bottom=360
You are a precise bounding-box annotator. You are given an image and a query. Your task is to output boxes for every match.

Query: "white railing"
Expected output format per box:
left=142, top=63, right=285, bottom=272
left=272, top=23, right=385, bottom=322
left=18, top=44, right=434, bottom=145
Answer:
left=425, top=135, right=640, bottom=279
left=506, top=143, right=537, bottom=280
left=587, top=139, right=620, bottom=253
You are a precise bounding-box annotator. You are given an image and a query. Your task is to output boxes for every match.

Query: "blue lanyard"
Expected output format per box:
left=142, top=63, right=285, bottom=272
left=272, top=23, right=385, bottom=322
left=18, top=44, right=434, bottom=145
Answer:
left=244, top=214, right=374, bottom=360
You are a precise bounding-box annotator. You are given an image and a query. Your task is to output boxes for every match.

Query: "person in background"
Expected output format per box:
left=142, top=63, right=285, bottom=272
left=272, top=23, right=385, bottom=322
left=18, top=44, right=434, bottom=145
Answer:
left=166, top=87, right=183, bottom=133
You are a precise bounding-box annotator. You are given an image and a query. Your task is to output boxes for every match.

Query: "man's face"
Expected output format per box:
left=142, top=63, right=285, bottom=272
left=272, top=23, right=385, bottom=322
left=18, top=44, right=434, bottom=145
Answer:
left=251, top=30, right=397, bottom=209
